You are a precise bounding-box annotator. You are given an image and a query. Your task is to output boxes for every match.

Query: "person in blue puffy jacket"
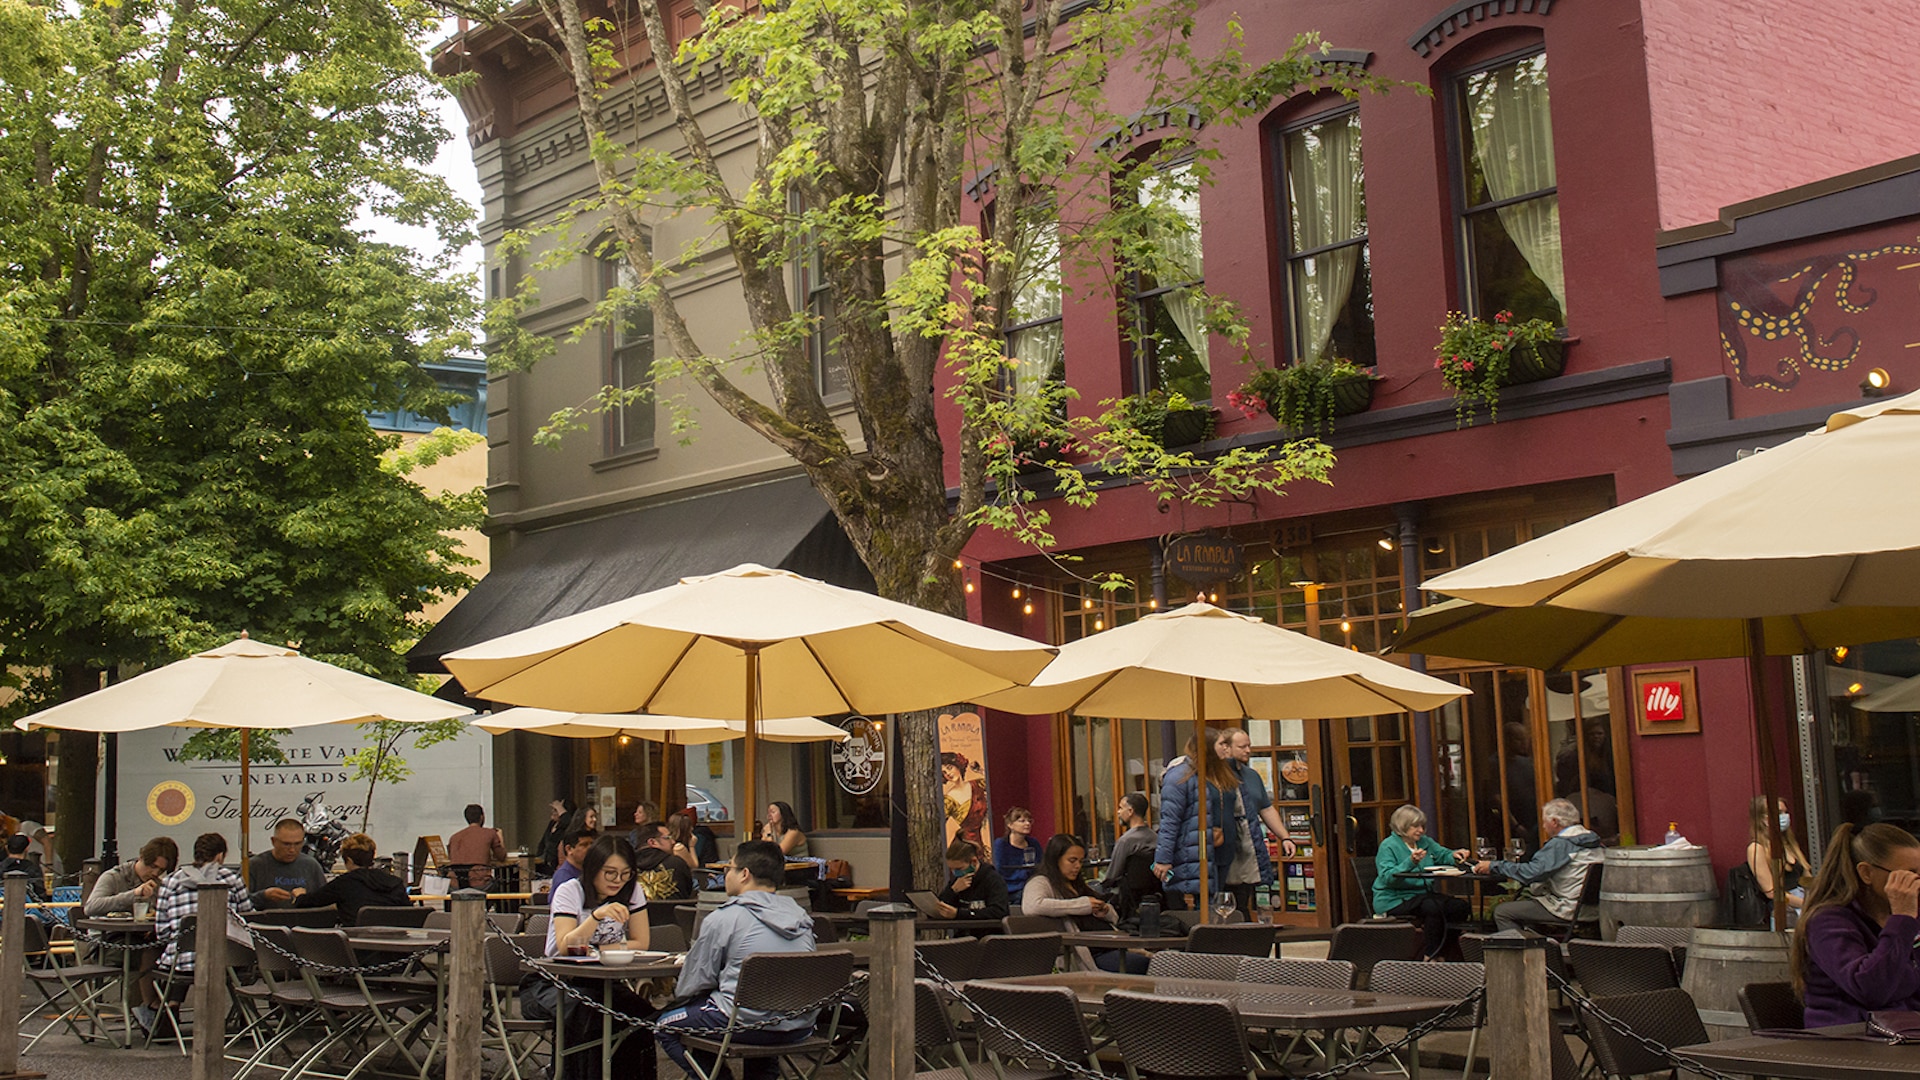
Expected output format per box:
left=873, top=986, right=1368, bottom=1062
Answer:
left=1152, top=729, right=1239, bottom=906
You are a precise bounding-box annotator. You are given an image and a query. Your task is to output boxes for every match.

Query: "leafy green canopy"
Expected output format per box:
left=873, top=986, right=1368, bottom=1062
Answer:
left=460, top=0, right=1391, bottom=609
left=0, top=0, right=482, bottom=710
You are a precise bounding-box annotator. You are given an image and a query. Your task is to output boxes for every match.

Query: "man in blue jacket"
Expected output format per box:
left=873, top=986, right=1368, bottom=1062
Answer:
left=1475, top=798, right=1605, bottom=932
left=658, top=840, right=819, bottom=1080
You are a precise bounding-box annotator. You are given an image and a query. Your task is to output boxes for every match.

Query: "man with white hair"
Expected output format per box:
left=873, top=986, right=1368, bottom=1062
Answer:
left=1475, top=797, right=1605, bottom=932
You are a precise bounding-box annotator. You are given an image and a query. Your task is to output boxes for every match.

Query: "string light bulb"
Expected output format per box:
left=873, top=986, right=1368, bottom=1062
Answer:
left=1148, top=598, right=1158, bottom=609
left=1023, top=601, right=1034, bottom=615
left=964, top=579, right=975, bottom=593
left=1083, top=598, right=1094, bottom=610
left=1094, top=618, right=1105, bottom=631
left=1209, top=592, right=1219, bottom=603
left=1340, top=619, right=1352, bottom=633
left=953, top=559, right=964, bottom=569
left=1011, top=586, right=1022, bottom=599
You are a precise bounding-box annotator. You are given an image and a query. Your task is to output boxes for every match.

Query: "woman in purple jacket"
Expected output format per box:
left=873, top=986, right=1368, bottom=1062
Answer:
left=1791, top=822, right=1920, bottom=1027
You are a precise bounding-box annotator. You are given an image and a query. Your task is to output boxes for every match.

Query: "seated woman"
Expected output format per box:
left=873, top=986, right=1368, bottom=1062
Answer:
left=1372, top=805, right=1471, bottom=959
left=528, top=835, right=657, bottom=1080
left=296, top=833, right=408, bottom=922
left=1792, top=823, right=1920, bottom=1027
left=1021, top=833, right=1147, bottom=974
left=1747, top=796, right=1812, bottom=927
left=762, top=801, right=810, bottom=858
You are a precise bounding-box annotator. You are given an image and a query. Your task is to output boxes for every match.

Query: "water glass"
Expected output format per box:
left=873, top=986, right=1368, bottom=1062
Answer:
left=1474, top=836, right=1495, bottom=862
left=1507, top=838, right=1526, bottom=862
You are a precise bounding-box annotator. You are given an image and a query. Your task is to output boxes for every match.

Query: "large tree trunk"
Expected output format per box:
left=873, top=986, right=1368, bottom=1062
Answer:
left=55, top=664, right=101, bottom=882
left=897, top=707, right=948, bottom=891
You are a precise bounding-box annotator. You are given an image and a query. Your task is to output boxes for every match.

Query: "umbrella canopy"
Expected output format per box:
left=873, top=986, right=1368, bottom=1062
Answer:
left=1396, top=389, right=1920, bottom=928
left=443, top=563, right=1057, bottom=828
left=1855, top=673, right=1920, bottom=714
left=15, top=636, right=471, bottom=875
left=477, top=708, right=850, bottom=744
left=978, top=603, right=1468, bottom=916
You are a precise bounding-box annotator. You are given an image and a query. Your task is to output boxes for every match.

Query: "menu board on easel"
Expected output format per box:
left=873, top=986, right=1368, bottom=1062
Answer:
left=412, top=835, right=449, bottom=884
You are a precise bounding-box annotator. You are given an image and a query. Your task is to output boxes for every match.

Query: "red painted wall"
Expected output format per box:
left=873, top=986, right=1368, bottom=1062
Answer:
left=1639, top=0, right=1920, bottom=232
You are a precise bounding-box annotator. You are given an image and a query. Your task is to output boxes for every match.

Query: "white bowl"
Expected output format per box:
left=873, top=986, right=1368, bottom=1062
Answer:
left=597, top=949, right=636, bottom=966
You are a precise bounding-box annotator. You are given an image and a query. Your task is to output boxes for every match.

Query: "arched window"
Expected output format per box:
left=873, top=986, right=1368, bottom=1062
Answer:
left=1277, top=106, right=1373, bottom=366
left=1126, top=161, right=1210, bottom=401
left=1452, top=48, right=1565, bottom=326
left=603, top=249, right=655, bottom=452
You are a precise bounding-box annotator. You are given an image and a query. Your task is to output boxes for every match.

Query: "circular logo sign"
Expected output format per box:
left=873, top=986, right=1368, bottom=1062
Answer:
left=147, top=780, right=195, bottom=825
left=1279, top=758, right=1311, bottom=786
left=830, top=716, right=886, bottom=796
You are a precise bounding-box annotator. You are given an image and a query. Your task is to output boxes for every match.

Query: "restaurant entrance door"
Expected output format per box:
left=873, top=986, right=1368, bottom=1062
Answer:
left=1248, top=714, right=1418, bottom=927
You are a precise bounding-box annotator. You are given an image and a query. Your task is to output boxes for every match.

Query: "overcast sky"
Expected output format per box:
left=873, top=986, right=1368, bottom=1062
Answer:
left=357, top=49, right=485, bottom=290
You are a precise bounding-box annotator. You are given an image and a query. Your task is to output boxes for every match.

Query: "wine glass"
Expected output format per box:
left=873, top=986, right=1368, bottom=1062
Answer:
left=1475, top=836, right=1496, bottom=863
left=1212, top=891, right=1237, bottom=923
left=1507, top=838, right=1526, bottom=862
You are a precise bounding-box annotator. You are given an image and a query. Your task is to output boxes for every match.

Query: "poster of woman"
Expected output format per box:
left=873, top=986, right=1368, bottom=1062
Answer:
left=938, top=710, right=990, bottom=848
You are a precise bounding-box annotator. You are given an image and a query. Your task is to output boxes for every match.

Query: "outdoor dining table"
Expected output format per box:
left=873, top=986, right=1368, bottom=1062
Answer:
left=980, top=971, right=1461, bottom=1076
left=342, top=927, right=454, bottom=1076
left=1673, top=1027, right=1920, bottom=1078
left=73, top=915, right=156, bottom=1048
left=1392, top=870, right=1511, bottom=922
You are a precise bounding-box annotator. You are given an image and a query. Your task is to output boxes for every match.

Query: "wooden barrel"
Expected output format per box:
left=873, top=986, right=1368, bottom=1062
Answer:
left=1597, top=846, right=1717, bottom=940
left=1680, top=927, right=1791, bottom=1040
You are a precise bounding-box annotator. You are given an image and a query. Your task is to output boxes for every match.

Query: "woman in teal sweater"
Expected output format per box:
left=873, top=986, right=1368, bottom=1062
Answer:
left=1373, top=804, right=1472, bottom=959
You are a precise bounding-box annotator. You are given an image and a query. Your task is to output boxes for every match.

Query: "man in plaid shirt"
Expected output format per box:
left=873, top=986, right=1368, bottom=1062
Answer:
left=144, top=832, right=253, bottom=1030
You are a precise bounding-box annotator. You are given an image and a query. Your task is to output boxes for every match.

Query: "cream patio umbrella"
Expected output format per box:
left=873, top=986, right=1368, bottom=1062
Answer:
left=975, top=603, right=1470, bottom=918
left=1395, top=388, right=1920, bottom=927
left=15, top=635, right=472, bottom=875
left=442, top=563, right=1056, bottom=834
left=477, top=709, right=849, bottom=810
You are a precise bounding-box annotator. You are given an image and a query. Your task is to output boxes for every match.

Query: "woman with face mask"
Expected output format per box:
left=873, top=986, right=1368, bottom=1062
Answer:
left=1792, top=822, right=1920, bottom=1026
left=935, top=837, right=1009, bottom=920
left=1747, top=796, right=1812, bottom=924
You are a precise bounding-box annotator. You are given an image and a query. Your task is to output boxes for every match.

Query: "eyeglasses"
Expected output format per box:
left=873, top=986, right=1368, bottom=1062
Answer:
left=598, top=868, right=634, bottom=881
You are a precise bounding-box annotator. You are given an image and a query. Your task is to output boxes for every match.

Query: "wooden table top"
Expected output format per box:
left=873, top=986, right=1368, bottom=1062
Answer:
left=1058, top=930, right=1190, bottom=951
left=1674, top=1028, right=1920, bottom=1078
left=344, top=928, right=452, bottom=952
left=74, top=917, right=156, bottom=934
left=981, top=972, right=1461, bottom=1030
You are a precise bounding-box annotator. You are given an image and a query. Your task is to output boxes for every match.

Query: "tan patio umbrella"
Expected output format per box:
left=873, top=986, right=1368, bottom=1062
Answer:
left=442, top=563, right=1056, bottom=834
left=1395, top=388, right=1920, bottom=927
left=16, top=635, right=472, bottom=875
left=1853, top=673, right=1920, bottom=714
left=477, top=708, right=849, bottom=810
left=975, top=603, right=1469, bottom=918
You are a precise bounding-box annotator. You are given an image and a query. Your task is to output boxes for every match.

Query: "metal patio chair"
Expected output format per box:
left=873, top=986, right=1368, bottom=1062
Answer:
left=1185, top=923, right=1275, bottom=957
left=1576, top=987, right=1708, bottom=1080
left=354, top=905, right=430, bottom=928
left=675, top=948, right=857, bottom=1080
left=975, top=933, right=1063, bottom=979
left=1146, top=950, right=1240, bottom=981
left=279, top=926, right=436, bottom=1080
left=1567, top=940, right=1678, bottom=998
left=949, top=980, right=1106, bottom=1080
left=1327, top=922, right=1419, bottom=990
left=20, top=914, right=128, bottom=1051
left=1368, top=959, right=1486, bottom=1080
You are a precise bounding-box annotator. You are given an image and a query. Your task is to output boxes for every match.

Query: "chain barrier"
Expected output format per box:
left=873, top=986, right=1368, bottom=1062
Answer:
left=498, top=931, right=852, bottom=1034
left=911, top=947, right=1484, bottom=1080
left=1546, top=969, right=1746, bottom=1080
left=63, top=922, right=189, bottom=951
left=246, top=925, right=451, bottom=976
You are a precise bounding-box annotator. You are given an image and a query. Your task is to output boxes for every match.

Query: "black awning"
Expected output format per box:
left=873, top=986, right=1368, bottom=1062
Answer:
left=408, top=474, right=874, bottom=673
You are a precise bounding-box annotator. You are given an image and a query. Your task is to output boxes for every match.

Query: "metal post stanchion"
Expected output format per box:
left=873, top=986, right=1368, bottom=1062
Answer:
left=190, top=882, right=230, bottom=1080
left=866, top=904, right=916, bottom=1080
left=1, top=872, right=47, bottom=1079
left=445, top=887, right=487, bottom=1079
left=1482, top=929, right=1553, bottom=1079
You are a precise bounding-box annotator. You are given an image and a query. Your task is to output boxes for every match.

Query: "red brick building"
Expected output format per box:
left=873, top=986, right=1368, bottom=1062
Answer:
left=945, top=0, right=1920, bottom=924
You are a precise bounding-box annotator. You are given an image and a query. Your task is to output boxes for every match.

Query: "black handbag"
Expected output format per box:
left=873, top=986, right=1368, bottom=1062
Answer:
left=1724, top=863, right=1769, bottom=927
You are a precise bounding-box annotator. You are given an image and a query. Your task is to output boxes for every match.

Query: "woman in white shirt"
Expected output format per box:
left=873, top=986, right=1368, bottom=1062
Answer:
left=532, top=836, right=657, bottom=1079
left=1021, top=833, right=1147, bottom=973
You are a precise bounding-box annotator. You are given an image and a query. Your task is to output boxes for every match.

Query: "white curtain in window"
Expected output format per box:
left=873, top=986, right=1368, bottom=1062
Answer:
left=1007, top=222, right=1063, bottom=397
left=1469, top=58, right=1565, bottom=309
left=1286, top=115, right=1364, bottom=363
left=1143, top=170, right=1209, bottom=372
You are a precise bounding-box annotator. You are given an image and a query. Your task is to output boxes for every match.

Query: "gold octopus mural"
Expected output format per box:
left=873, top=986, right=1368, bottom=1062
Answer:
left=1719, top=239, right=1920, bottom=392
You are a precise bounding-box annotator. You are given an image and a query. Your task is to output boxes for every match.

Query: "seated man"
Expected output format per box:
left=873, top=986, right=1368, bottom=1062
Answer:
left=550, top=826, right=597, bottom=893
left=447, top=803, right=507, bottom=890
left=248, top=818, right=325, bottom=910
left=144, top=832, right=253, bottom=1030
left=657, top=841, right=818, bottom=1080
left=0, top=834, right=52, bottom=918
left=633, top=821, right=696, bottom=907
left=1475, top=797, right=1605, bottom=933
left=85, top=837, right=178, bottom=916
left=936, top=837, right=1010, bottom=920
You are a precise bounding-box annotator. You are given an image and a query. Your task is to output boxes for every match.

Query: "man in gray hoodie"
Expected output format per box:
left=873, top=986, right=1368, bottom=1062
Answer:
left=658, top=840, right=818, bottom=1080
left=1475, top=798, right=1606, bottom=932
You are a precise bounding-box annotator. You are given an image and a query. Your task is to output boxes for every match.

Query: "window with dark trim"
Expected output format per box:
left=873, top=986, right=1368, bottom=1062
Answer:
left=793, top=198, right=851, bottom=404
left=1451, top=49, right=1565, bottom=327
left=604, top=251, right=656, bottom=452
left=1126, top=161, right=1211, bottom=401
left=1002, top=215, right=1064, bottom=411
left=1278, top=107, right=1374, bottom=366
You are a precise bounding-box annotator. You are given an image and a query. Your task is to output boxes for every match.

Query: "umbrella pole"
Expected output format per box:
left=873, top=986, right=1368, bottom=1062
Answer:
left=659, top=734, right=673, bottom=814
left=240, top=728, right=252, bottom=887
left=1746, top=619, right=1790, bottom=932
left=745, top=646, right=761, bottom=843
left=1193, top=677, right=1211, bottom=925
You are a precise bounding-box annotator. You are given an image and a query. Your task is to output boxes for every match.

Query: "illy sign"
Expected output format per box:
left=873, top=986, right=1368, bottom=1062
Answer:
left=1642, top=681, right=1685, bottom=721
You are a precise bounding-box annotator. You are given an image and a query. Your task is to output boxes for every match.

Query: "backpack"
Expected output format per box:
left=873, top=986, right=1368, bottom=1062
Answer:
left=1725, top=862, right=1769, bottom=927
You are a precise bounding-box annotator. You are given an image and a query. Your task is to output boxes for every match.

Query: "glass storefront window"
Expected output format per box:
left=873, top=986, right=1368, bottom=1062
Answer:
left=1822, top=641, right=1920, bottom=832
